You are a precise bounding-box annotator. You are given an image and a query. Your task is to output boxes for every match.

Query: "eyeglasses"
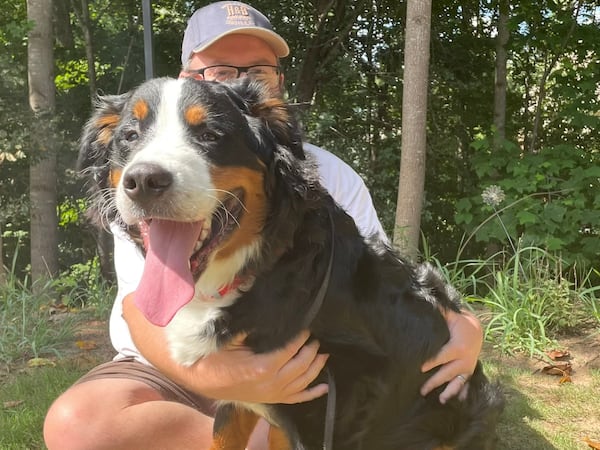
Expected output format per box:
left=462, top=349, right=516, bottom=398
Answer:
left=186, top=64, right=281, bottom=82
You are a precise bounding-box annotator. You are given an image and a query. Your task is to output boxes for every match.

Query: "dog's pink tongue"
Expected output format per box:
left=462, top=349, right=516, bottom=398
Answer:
left=135, top=219, right=203, bottom=327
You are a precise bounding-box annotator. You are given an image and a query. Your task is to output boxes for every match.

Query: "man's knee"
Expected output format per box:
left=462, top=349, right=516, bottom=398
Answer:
left=44, top=387, right=96, bottom=450
left=44, top=378, right=163, bottom=450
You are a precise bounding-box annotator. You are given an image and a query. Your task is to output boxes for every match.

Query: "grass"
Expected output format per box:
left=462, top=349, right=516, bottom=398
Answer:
left=432, top=245, right=600, bottom=358
left=0, top=259, right=115, bottom=449
left=0, top=363, right=87, bottom=450
left=1, top=250, right=599, bottom=448
left=0, top=277, right=77, bottom=369
left=484, top=357, right=600, bottom=449
left=2, top=332, right=600, bottom=449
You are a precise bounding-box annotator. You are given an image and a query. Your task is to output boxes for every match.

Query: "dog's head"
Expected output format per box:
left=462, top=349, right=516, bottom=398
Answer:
left=78, top=77, right=307, bottom=325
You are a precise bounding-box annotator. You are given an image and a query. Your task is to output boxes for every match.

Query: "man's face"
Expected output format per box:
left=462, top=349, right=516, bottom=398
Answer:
left=180, top=34, right=284, bottom=95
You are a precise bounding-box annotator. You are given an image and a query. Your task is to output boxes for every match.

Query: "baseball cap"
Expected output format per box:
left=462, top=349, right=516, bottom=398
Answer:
left=181, top=1, right=290, bottom=65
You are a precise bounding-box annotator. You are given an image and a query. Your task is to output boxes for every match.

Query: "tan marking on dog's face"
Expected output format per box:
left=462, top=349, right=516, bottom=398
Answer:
left=109, top=168, right=122, bottom=188
left=95, top=114, right=120, bottom=146
left=133, top=99, right=149, bottom=121
left=184, top=105, right=208, bottom=126
left=210, top=165, right=267, bottom=260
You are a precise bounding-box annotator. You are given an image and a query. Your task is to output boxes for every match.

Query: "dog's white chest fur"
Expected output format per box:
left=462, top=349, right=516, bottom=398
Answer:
left=165, top=297, right=234, bottom=366
left=165, top=295, right=277, bottom=425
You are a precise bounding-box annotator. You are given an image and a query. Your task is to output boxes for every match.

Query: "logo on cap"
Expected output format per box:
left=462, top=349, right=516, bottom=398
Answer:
left=222, top=4, right=255, bottom=26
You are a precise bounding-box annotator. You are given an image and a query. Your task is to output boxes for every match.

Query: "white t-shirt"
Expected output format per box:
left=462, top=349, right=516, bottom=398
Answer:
left=109, top=143, right=386, bottom=362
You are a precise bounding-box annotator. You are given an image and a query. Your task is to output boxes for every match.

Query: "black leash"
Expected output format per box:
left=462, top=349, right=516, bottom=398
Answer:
left=323, top=366, right=337, bottom=450
left=302, top=212, right=336, bottom=450
left=303, top=213, right=334, bottom=328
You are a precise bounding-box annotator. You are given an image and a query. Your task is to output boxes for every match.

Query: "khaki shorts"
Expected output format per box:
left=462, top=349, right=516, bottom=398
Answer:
left=75, top=357, right=216, bottom=416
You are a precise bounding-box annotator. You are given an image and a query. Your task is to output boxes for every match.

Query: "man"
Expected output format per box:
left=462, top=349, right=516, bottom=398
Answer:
left=44, top=2, right=483, bottom=449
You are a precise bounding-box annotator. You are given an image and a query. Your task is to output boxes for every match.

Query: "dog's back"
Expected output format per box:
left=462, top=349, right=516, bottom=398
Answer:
left=218, top=192, right=504, bottom=449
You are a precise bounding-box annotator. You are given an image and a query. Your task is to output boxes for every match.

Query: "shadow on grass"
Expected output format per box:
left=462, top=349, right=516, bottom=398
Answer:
left=495, top=382, right=559, bottom=450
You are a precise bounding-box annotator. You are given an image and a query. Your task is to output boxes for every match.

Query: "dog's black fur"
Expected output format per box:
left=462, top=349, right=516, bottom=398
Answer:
left=78, top=77, right=503, bottom=449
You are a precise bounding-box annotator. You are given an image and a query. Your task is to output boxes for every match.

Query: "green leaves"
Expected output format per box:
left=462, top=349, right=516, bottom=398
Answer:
left=516, top=210, right=537, bottom=225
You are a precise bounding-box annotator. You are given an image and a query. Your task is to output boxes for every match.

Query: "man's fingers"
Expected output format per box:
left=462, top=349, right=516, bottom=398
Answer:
left=276, top=330, right=312, bottom=360
left=421, top=342, right=454, bottom=373
left=272, top=336, right=329, bottom=404
left=439, top=377, right=469, bottom=405
left=277, top=338, right=321, bottom=381
left=284, top=353, right=329, bottom=394
left=280, top=382, right=329, bottom=404
left=421, top=359, right=463, bottom=396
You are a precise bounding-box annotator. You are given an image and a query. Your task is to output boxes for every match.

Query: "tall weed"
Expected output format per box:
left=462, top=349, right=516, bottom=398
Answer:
left=0, top=275, right=76, bottom=367
left=427, top=245, right=598, bottom=357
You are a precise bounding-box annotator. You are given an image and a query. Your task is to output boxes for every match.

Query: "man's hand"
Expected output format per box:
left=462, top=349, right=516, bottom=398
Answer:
left=420, top=309, right=483, bottom=404
left=122, top=294, right=328, bottom=404
left=193, top=331, right=329, bottom=404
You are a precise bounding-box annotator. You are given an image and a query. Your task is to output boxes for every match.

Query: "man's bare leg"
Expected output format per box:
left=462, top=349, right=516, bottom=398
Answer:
left=44, top=378, right=216, bottom=450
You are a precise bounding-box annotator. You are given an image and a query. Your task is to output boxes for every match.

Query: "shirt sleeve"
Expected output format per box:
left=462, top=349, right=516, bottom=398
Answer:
left=108, top=223, right=151, bottom=363
left=303, top=143, right=388, bottom=242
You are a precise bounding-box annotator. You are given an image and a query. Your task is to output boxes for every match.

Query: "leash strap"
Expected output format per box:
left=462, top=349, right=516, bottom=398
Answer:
left=303, top=212, right=335, bottom=328
left=323, top=366, right=337, bottom=450
left=299, top=212, right=336, bottom=450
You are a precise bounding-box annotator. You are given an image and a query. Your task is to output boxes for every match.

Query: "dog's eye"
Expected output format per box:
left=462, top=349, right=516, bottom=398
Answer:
left=200, top=131, right=219, bottom=142
left=125, top=130, right=139, bottom=142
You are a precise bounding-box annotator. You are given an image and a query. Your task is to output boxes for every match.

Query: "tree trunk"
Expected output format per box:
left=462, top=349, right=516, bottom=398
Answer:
left=76, top=0, right=97, bottom=97
left=27, top=0, right=59, bottom=292
left=493, top=0, right=509, bottom=149
left=529, top=2, right=581, bottom=153
left=294, top=0, right=365, bottom=104
left=53, top=0, right=73, bottom=48
left=393, top=0, right=432, bottom=261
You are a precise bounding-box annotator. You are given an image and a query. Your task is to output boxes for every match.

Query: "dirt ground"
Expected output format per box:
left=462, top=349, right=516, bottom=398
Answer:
left=482, top=327, right=600, bottom=378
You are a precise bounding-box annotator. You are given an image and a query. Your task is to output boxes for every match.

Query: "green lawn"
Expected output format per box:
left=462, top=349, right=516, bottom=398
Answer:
left=2, top=343, right=600, bottom=449
left=1, top=363, right=87, bottom=450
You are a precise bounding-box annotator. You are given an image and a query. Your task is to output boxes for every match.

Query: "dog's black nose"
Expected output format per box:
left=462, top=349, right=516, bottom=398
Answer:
left=122, top=162, right=173, bottom=201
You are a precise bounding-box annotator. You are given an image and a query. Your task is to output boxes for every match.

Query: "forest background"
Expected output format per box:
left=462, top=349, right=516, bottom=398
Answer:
left=0, top=0, right=599, bottom=290
left=1, top=1, right=600, bottom=448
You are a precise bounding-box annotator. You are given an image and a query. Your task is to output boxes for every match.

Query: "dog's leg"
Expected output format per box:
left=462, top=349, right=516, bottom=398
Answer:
left=267, top=425, right=293, bottom=450
left=210, top=405, right=259, bottom=450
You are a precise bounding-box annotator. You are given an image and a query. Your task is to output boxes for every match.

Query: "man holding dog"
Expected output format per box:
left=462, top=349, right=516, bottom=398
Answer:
left=44, top=2, right=484, bottom=449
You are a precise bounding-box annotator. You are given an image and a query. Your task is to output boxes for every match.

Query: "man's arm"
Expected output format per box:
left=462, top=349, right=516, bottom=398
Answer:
left=122, top=294, right=329, bottom=404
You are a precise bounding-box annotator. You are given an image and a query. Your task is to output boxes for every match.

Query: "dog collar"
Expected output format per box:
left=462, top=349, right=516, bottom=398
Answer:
left=210, top=275, right=251, bottom=300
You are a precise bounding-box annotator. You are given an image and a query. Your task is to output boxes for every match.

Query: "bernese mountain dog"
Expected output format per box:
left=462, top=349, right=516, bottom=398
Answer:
left=78, top=77, right=504, bottom=450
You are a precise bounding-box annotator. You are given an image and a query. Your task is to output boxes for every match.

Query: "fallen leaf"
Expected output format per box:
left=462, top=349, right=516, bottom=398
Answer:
left=546, top=349, right=570, bottom=361
left=559, top=374, right=572, bottom=384
left=3, top=400, right=25, bottom=409
left=584, top=437, right=600, bottom=449
left=27, top=357, right=56, bottom=368
left=541, top=361, right=572, bottom=376
left=75, top=340, right=98, bottom=350
left=45, top=302, right=69, bottom=315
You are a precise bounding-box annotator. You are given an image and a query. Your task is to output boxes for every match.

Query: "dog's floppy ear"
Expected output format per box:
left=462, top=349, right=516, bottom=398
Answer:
left=227, top=80, right=305, bottom=160
left=77, top=92, right=131, bottom=188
